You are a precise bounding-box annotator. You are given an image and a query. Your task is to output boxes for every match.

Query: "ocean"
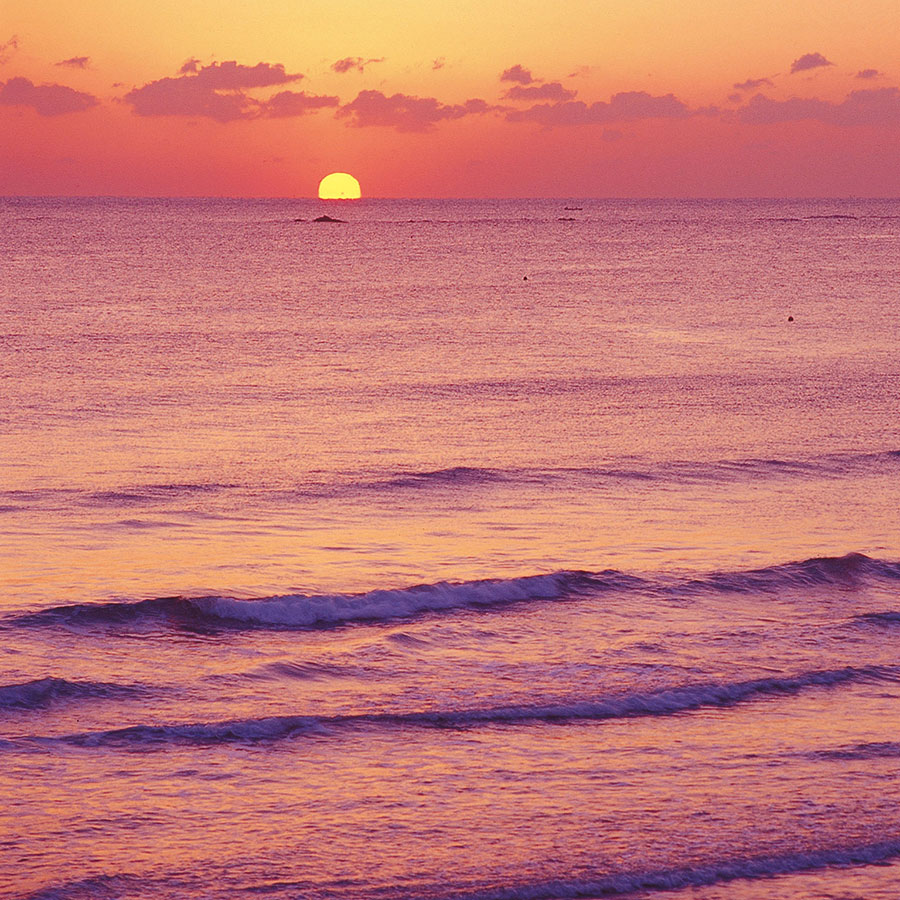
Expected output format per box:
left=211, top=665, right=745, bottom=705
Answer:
left=1, top=197, right=899, bottom=899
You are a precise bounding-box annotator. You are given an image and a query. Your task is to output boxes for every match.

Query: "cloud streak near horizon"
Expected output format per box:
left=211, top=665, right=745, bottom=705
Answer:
left=501, top=65, right=535, bottom=85
left=505, top=91, right=694, bottom=126
left=790, top=52, right=834, bottom=74
left=332, top=57, right=385, bottom=74
left=0, top=76, right=98, bottom=115
left=0, top=35, right=18, bottom=66
left=734, top=77, right=774, bottom=91
left=56, top=56, right=90, bottom=69
left=124, top=61, right=341, bottom=121
left=337, top=90, right=491, bottom=131
left=738, top=87, right=900, bottom=126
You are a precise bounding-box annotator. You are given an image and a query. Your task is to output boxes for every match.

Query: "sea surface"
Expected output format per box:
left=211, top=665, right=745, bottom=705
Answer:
left=1, top=197, right=899, bottom=899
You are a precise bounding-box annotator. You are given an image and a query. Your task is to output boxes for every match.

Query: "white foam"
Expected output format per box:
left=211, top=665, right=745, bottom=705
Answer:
left=190, top=572, right=582, bottom=627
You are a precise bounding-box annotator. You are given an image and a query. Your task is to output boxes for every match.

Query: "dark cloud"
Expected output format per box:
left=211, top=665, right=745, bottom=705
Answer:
left=737, top=87, right=900, bottom=126
left=124, top=60, right=304, bottom=122
left=0, top=76, right=98, bottom=115
left=331, top=56, right=384, bottom=74
left=0, top=35, right=18, bottom=65
left=262, top=90, right=339, bottom=117
left=506, top=91, right=691, bottom=126
left=56, top=56, right=90, bottom=69
left=505, top=82, right=577, bottom=102
left=337, top=89, right=490, bottom=131
left=856, top=69, right=882, bottom=80
left=500, top=65, right=534, bottom=85
left=733, top=77, right=774, bottom=91
left=190, top=60, right=302, bottom=88
left=567, top=65, right=600, bottom=79
left=790, top=52, right=834, bottom=74
left=125, top=78, right=253, bottom=121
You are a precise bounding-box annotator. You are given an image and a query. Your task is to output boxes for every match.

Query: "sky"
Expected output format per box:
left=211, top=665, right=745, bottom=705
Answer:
left=2, top=0, right=899, bottom=197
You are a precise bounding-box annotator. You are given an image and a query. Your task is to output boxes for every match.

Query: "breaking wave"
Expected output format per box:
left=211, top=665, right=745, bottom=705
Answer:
left=685, top=552, right=900, bottom=594
left=418, top=838, right=900, bottom=900
left=808, top=741, right=900, bottom=761
left=19, top=840, right=900, bottom=900
left=10, top=571, right=626, bottom=631
left=9, top=554, right=900, bottom=633
left=853, top=611, right=900, bottom=626
left=33, top=666, right=894, bottom=749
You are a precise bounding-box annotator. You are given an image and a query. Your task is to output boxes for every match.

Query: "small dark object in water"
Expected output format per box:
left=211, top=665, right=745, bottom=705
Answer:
left=788, top=315, right=794, bottom=322
left=293, top=218, right=305, bottom=222
left=558, top=217, right=577, bottom=221
left=564, top=206, right=583, bottom=210
left=313, top=214, right=346, bottom=223
left=523, top=276, right=528, bottom=281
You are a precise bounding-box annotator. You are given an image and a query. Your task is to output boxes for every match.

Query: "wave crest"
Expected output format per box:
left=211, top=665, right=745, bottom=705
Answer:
left=42, top=665, right=894, bottom=749
left=13, top=571, right=618, bottom=631
left=0, top=677, right=144, bottom=711
left=692, top=553, right=900, bottom=593
left=10, top=554, right=900, bottom=633
left=424, top=839, right=900, bottom=900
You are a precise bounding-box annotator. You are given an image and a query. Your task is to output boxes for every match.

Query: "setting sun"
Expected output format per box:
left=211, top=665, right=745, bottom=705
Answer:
left=318, top=173, right=362, bottom=200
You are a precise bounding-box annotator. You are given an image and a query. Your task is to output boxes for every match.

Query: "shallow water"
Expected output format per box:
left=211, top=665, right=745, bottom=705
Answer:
left=1, top=198, right=900, bottom=899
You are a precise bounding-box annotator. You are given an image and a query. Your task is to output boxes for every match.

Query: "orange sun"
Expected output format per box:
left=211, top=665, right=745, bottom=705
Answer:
left=318, top=173, right=362, bottom=200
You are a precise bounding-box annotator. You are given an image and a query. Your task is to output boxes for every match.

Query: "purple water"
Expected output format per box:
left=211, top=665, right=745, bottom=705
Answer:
left=1, top=197, right=900, bottom=899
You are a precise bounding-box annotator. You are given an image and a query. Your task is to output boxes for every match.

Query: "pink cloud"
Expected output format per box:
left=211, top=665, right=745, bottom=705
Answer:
left=125, top=78, right=253, bottom=121
left=262, top=90, right=339, bottom=117
left=337, top=89, right=490, bottom=131
left=856, top=69, right=882, bottom=80
left=790, top=52, right=834, bottom=74
left=56, top=56, right=90, bottom=69
left=331, top=56, right=384, bottom=74
left=733, top=77, right=774, bottom=91
left=0, top=76, right=98, bottom=115
left=0, top=35, right=18, bottom=66
left=124, top=60, right=305, bottom=121
left=190, top=61, right=302, bottom=88
left=432, top=57, right=446, bottom=71
left=500, top=65, right=535, bottom=85
left=506, top=91, right=691, bottom=126
left=505, top=82, right=576, bottom=102
left=738, top=87, right=900, bottom=126
left=567, top=65, right=601, bottom=79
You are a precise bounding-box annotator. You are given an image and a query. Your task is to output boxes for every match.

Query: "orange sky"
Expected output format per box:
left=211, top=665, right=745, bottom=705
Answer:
left=2, top=0, right=899, bottom=196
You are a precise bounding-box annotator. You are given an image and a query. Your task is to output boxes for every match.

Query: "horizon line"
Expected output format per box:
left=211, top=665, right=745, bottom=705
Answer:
left=3, top=195, right=900, bottom=202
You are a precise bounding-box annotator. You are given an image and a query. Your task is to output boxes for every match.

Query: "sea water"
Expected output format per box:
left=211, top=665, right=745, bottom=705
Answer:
left=1, top=197, right=899, bottom=899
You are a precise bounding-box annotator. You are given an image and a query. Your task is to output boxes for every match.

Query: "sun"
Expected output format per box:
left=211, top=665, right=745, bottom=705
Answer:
left=318, top=172, right=362, bottom=200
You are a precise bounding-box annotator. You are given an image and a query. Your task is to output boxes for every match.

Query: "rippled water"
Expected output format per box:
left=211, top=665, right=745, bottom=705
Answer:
left=1, top=198, right=900, bottom=899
